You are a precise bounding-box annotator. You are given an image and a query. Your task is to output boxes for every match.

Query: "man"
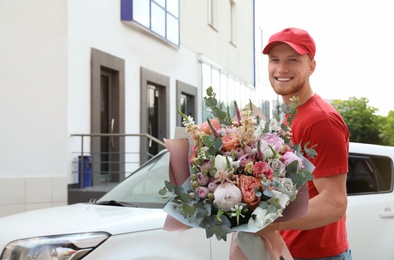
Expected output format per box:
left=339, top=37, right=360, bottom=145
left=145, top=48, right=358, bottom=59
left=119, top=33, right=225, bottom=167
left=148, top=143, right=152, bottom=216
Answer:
left=259, top=28, right=351, bottom=259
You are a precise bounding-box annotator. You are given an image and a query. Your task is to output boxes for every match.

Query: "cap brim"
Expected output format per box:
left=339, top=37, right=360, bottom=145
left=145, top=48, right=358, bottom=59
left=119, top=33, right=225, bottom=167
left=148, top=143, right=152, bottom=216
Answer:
left=262, top=41, right=309, bottom=56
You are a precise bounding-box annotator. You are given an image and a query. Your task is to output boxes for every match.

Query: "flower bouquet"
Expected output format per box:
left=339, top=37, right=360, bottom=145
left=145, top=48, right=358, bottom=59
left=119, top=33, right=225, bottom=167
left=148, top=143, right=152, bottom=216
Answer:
left=160, top=86, right=316, bottom=257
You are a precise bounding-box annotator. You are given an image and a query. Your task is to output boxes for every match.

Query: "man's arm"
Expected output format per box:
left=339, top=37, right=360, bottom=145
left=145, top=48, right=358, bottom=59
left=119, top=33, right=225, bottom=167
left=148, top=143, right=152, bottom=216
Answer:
left=258, top=173, right=348, bottom=233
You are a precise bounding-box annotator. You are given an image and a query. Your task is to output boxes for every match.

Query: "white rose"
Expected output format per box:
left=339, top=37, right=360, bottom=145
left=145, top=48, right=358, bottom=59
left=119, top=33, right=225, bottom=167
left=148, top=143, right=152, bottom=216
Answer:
left=214, top=155, right=232, bottom=170
left=269, top=118, right=282, bottom=132
left=259, top=139, right=274, bottom=159
left=271, top=190, right=290, bottom=209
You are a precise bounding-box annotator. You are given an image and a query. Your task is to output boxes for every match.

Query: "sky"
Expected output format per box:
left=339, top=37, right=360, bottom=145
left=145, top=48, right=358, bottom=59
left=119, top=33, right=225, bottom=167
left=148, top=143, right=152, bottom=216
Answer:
left=258, top=0, right=393, bottom=116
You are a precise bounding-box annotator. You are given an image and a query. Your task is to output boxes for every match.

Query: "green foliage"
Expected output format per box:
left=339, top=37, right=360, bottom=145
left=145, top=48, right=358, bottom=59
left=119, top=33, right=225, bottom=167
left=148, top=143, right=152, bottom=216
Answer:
left=377, top=111, right=394, bottom=146
left=204, top=86, right=232, bottom=125
left=333, top=97, right=381, bottom=145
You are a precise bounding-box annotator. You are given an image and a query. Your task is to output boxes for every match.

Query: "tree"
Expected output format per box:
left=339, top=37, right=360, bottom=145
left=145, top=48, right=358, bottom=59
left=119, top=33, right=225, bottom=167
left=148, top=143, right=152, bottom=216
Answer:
left=377, top=111, right=394, bottom=146
left=332, top=97, right=381, bottom=144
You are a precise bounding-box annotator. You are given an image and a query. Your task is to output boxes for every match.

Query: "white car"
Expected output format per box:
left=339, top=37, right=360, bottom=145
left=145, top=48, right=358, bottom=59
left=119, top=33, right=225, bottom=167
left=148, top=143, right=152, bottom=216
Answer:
left=0, top=142, right=393, bottom=259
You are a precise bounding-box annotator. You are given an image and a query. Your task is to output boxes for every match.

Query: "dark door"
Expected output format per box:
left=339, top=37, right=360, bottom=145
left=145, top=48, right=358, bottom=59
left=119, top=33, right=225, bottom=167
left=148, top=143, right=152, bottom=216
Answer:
left=91, top=49, right=125, bottom=186
left=147, top=84, right=163, bottom=157
left=100, top=71, right=117, bottom=182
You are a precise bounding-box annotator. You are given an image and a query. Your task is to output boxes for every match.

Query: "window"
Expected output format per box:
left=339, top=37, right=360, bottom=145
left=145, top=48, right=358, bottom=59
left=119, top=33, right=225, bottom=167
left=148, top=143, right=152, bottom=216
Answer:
left=347, top=153, right=393, bottom=195
left=230, top=0, right=236, bottom=45
left=176, top=81, right=197, bottom=127
left=208, top=0, right=217, bottom=29
left=201, top=61, right=256, bottom=124
left=121, top=0, right=180, bottom=46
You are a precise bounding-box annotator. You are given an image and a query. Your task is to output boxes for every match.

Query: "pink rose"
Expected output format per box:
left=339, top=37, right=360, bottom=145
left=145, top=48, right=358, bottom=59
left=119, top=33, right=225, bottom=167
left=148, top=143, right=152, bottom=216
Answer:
left=243, top=145, right=254, bottom=154
left=196, top=172, right=210, bottom=186
left=234, top=147, right=245, bottom=159
left=268, top=159, right=286, bottom=177
left=208, top=182, right=217, bottom=192
left=238, top=153, right=256, bottom=168
left=195, top=186, right=210, bottom=199
left=200, top=118, right=220, bottom=135
left=239, top=175, right=262, bottom=211
left=253, top=161, right=273, bottom=179
left=221, top=133, right=239, bottom=152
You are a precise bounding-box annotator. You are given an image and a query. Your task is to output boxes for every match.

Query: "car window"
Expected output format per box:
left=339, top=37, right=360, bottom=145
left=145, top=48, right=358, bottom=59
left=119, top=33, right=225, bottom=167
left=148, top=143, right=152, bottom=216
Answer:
left=98, top=150, right=171, bottom=207
left=347, top=153, right=393, bottom=195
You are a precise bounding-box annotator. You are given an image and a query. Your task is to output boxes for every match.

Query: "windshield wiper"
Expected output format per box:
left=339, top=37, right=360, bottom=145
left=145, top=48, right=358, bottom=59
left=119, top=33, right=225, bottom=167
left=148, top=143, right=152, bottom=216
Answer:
left=93, top=200, right=137, bottom=207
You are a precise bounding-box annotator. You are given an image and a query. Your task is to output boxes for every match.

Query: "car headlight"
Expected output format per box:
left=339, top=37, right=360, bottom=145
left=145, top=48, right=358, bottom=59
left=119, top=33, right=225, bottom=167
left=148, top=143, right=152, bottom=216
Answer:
left=0, top=232, right=110, bottom=260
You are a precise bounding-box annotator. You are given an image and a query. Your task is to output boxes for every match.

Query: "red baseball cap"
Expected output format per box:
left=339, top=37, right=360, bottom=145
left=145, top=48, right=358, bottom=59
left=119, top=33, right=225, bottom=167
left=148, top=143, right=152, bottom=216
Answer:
left=262, top=28, right=316, bottom=60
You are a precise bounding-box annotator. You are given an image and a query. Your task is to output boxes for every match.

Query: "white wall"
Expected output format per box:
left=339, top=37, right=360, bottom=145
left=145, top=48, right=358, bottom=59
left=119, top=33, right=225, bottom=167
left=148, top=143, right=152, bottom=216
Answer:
left=0, top=0, right=68, bottom=216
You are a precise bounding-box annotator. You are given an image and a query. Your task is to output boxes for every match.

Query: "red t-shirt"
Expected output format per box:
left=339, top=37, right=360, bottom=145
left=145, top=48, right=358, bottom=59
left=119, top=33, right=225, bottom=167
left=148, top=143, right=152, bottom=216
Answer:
left=281, top=94, right=350, bottom=258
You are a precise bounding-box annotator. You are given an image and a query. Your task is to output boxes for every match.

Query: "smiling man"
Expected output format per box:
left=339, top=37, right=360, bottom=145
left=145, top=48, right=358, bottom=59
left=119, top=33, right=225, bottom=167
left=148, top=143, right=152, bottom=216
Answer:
left=260, top=28, right=352, bottom=260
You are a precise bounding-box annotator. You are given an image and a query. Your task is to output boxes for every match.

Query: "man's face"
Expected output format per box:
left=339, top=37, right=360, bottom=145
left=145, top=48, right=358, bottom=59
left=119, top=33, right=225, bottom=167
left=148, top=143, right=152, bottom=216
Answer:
left=267, top=43, right=315, bottom=98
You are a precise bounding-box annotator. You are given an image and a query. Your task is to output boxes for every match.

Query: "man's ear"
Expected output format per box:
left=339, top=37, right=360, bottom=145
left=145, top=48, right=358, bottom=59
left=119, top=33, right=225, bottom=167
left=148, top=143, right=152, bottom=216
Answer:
left=308, top=60, right=316, bottom=76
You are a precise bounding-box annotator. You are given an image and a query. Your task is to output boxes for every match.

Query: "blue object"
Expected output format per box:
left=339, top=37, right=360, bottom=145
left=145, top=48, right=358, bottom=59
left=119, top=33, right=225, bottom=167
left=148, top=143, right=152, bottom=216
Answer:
left=78, top=156, right=92, bottom=188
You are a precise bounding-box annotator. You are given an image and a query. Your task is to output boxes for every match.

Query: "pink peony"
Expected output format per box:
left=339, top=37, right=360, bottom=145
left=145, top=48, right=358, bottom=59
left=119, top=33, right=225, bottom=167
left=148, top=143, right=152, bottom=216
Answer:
left=213, top=183, right=242, bottom=212
left=262, top=132, right=285, bottom=152
left=281, top=151, right=304, bottom=170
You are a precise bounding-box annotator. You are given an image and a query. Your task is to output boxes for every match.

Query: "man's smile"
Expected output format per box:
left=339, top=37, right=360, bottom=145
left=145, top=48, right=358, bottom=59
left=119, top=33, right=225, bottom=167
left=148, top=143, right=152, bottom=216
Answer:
left=276, top=77, right=292, bottom=82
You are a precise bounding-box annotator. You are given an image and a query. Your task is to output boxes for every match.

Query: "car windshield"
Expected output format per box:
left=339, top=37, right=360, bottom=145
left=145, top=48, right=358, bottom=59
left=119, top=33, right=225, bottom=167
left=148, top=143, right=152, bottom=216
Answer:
left=97, top=150, right=172, bottom=208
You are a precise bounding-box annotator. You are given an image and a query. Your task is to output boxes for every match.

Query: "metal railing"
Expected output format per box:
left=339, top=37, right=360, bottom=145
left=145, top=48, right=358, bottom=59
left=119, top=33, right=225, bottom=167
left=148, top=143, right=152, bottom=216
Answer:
left=70, top=133, right=166, bottom=188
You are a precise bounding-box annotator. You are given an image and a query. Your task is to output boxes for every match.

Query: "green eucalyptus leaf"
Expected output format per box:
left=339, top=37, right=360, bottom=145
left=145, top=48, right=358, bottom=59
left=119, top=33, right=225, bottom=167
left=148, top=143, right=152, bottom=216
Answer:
left=206, top=86, right=214, bottom=97
left=174, top=185, right=185, bottom=195
left=158, top=187, right=167, bottom=196
left=206, top=97, right=217, bottom=107
left=164, top=180, right=175, bottom=193
left=178, top=192, right=193, bottom=202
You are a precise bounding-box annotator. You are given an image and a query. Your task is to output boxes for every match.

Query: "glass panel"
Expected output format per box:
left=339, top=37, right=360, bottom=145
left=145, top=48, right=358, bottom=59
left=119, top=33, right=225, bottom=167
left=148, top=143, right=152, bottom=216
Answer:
left=151, top=2, right=165, bottom=37
left=132, top=0, right=150, bottom=27
left=220, top=74, right=228, bottom=107
left=167, top=0, right=179, bottom=17
left=227, top=77, right=235, bottom=113
left=98, top=151, right=171, bottom=207
left=180, top=93, right=192, bottom=118
left=211, top=68, right=220, bottom=97
left=167, top=13, right=179, bottom=45
left=153, top=0, right=165, bottom=8
left=202, top=63, right=212, bottom=123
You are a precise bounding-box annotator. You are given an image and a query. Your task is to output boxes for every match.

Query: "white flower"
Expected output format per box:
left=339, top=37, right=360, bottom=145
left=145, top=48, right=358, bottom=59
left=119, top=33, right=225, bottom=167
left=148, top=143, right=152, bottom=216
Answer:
left=268, top=159, right=286, bottom=177
left=214, top=155, right=232, bottom=170
left=268, top=117, right=282, bottom=132
left=182, top=115, right=195, bottom=127
left=264, top=212, right=280, bottom=223
left=254, top=121, right=266, bottom=138
left=259, top=139, right=274, bottom=159
left=213, top=183, right=242, bottom=212
left=271, top=190, right=290, bottom=209
left=281, top=178, right=294, bottom=193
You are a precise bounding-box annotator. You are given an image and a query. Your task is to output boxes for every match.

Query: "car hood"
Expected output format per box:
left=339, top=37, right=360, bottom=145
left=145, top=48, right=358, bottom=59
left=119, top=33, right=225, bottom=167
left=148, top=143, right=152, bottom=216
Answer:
left=0, top=203, right=167, bottom=242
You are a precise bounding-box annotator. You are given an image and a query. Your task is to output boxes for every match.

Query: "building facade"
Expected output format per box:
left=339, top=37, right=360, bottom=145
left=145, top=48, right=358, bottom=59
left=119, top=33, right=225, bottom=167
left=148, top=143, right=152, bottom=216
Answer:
left=0, top=0, right=268, bottom=217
